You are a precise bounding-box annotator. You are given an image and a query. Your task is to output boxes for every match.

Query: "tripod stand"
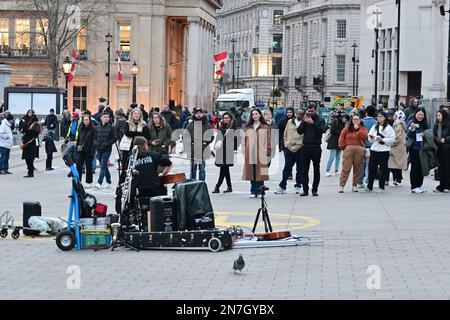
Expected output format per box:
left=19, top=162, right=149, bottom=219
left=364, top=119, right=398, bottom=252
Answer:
left=252, top=186, right=273, bottom=234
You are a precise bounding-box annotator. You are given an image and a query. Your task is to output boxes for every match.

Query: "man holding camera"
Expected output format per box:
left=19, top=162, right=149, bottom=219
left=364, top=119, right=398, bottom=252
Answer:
left=325, top=104, right=346, bottom=177
left=297, top=104, right=328, bottom=197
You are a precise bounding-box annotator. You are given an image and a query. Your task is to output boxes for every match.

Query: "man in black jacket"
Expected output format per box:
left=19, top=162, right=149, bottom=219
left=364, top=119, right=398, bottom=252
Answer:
left=94, top=112, right=116, bottom=189
left=44, top=109, right=58, bottom=132
left=297, top=104, right=328, bottom=197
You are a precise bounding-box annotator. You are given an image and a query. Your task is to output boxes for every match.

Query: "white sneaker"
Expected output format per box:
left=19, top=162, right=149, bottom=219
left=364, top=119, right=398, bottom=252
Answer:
left=94, top=183, right=102, bottom=189
left=295, top=186, right=302, bottom=194
left=412, top=188, right=423, bottom=194
left=419, top=187, right=427, bottom=193
left=324, top=172, right=332, bottom=177
left=102, top=183, right=112, bottom=190
left=249, top=194, right=257, bottom=199
left=275, top=187, right=287, bottom=195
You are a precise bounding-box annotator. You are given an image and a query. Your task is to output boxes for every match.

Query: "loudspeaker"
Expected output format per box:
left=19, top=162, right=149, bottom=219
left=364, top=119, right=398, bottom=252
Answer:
left=23, top=202, right=41, bottom=235
left=149, top=196, right=177, bottom=232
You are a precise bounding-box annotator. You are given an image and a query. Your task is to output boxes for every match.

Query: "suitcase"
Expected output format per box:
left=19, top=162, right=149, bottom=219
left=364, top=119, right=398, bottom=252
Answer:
left=23, top=202, right=41, bottom=236
left=149, top=196, right=177, bottom=232
left=124, top=229, right=233, bottom=252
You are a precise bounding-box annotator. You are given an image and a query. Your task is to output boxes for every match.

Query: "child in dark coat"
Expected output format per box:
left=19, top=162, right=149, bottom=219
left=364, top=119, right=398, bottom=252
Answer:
left=43, top=130, right=57, bottom=170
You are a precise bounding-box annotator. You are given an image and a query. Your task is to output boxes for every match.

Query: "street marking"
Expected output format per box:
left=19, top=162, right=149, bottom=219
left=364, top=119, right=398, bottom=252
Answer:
left=215, top=211, right=320, bottom=231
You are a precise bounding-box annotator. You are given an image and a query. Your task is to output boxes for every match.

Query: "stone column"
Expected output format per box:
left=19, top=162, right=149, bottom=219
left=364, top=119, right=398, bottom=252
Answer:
left=186, top=17, right=201, bottom=109
left=431, top=0, right=446, bottom=98
left=0, top=63, right=12, bottom=105
left=150, top=14, right=166, bottom=107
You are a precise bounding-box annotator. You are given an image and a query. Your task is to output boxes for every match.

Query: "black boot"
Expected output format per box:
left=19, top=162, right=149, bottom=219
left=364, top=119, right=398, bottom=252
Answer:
left=223, top=186, right=233, bottom=193
left=212, top=186, right=220, bottom=194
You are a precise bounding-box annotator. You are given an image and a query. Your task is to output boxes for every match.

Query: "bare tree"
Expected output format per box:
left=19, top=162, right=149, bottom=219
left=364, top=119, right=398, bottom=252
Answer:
left=17, top=0, right=115, bottom=87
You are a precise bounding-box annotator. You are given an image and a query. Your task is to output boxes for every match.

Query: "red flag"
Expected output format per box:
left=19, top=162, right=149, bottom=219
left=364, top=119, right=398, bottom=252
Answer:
left=117, top=51, right=123, bottom=81
left=68, top=50, right=77, bottom=82
left=214, top=51, right=227, bottom=76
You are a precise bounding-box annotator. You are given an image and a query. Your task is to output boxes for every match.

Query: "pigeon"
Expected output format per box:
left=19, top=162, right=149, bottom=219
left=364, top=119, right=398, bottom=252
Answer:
left=233, top=254, right=245, bottom=273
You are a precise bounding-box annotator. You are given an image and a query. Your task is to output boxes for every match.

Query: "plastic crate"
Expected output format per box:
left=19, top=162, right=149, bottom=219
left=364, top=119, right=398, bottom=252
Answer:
left=81, top=230, right=111, bottom=249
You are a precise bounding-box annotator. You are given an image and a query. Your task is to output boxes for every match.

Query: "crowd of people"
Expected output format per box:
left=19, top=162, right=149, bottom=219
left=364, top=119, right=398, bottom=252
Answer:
left=1, top=97, right=449, bottom=199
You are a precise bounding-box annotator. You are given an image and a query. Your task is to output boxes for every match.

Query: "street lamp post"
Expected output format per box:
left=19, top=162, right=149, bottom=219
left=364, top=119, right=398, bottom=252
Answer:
left=272, top=59, right=276, bottom=108
left=321, top=52, right=326, bottom=102
left=105, top=33, right=113, bottom=106
left=439, top=5, right=450, bottom=102
left=236, top=60, right=240, bottom=89
left=373, top=7, right=381, bottom=106
left=356, top=57, right=360, bottom=97
left=395, top=0, right=401, bottom=107
left=130, top=61, right=140, bottom=105
left=231, top=38, right=236, bottom=89
left=62, top=56, right=72, bottom=110
left=352, top=42, right=358, bottom=97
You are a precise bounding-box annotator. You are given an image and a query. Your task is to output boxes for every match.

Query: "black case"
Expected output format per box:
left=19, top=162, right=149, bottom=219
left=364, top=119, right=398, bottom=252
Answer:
left=23, top=202, right=41, bottom=235
left=149, top=196, right=177, bottom=232
left=124, top=229, right=233, bottom=252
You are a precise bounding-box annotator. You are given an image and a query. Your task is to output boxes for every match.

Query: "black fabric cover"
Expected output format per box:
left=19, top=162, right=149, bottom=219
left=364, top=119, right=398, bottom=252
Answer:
left=173, top=180, right=214, bottom=230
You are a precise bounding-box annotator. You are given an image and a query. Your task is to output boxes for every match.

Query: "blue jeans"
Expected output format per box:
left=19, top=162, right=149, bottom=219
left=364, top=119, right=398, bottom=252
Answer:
left=326, top=149, right=342, bottom=172
left=280, top=149, right=302, bottom=189
left=358, top=150, right=370, bottom=185
left=250, top=181, right=264, bottom=196
left=97, top=151, right=112, bottom=185
left=92, top=150, right=97, bottom=173
left=190, top=160, right=206, bottom=181
left=0, top=147, right=11, bottom=171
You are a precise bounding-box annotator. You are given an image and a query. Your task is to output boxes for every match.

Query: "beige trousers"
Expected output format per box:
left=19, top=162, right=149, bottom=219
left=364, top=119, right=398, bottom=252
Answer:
left=339, top=145, right=366, bottom=188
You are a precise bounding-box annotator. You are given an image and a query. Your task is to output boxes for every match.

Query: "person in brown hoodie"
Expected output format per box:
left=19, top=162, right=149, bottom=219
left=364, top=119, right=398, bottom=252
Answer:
left=338, top=114, right=369, bottom=193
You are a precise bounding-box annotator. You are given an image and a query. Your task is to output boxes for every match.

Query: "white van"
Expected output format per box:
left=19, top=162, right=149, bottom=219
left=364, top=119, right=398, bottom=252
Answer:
left=215, top=89, right=255, bottom=115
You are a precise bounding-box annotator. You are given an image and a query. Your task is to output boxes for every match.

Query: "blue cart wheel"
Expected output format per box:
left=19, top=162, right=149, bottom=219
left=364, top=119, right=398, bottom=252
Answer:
left=56, top=230, right=76, bottom=251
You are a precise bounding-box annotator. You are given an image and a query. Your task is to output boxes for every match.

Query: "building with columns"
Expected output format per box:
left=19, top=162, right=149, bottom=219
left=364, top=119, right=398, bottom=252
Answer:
left=283, top=0, right=361, bottom=107
left=359, top=0, right=448, bottom=107
left=0, top=0, right=221, bottom=113
left=215, top=0, right=297, bottom=108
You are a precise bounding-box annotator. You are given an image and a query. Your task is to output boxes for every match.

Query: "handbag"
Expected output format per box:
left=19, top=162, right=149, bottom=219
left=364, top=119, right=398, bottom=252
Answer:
left=119, top=135, right=132, bottom=151
left=19, top=138, right=36, bottom=150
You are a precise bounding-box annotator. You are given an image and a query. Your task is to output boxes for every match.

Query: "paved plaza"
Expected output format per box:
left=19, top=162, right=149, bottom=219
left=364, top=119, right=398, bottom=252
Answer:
left=1, top=144, right=450, bottom=300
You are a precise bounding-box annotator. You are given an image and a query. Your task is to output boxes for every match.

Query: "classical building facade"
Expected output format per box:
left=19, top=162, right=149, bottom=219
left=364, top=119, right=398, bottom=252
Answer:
left=0, top=0, right=221, bottom=112
left=215, top=0, right=296, bottom=108
left=359, top=0, right=447, bottom=107
left=283, top=0, right=361, bottom=107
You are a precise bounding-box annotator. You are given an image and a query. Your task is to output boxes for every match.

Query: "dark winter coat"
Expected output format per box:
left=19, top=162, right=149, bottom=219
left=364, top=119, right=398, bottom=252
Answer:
left=148, top=124, right=172, bottom=155
left=161, top=110, right=179, bottom=131
left=43, top=134, right=57, bottom=154
left=433, top=121, right=450, bottom=149
left=215, top=125, right=236, bottom=167
left=179, top=110, right=191, bottom=128
left=186, top=117, right=213, bottom=162
left=327, top=118, right=345, bottom=150
left=76, top=125, right=96, bottom=154
left=94, top=122, right=116, bottom=152
left=44, top=114, right=58, bottom=131
left=297, top=114, right=328, bottom=148
left=21, top=127, right=40, bottom=160
left=61, top=114, right=71, bottom=138
left=19, top=114, right=39, bottom=133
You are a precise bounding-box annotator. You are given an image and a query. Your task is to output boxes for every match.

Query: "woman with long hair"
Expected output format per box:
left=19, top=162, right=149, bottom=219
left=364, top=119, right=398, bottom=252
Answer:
left=19, top=109, right=39, bottom=134
left=119, top=108, right=151, bottom=179
left=148, top=112, right=172, bottom=155
left=406, top=107, right=429, bottom=193
left=338, top=114, right=368, bottom=193
left=212, top=112, right=236, bottom=194
left=242, top=108, right=271, bottom=198
left=433, top=109, right=450, bottom=193
left=21, top=121, right=42, bottom=178
left=76, top=115, right=96, bottom=187
left=364, top=111, right=396, bottom=192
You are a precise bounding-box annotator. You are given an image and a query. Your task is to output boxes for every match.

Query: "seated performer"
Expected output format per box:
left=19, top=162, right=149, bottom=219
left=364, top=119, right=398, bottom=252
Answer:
left=132, top=136, right=173, bottom=198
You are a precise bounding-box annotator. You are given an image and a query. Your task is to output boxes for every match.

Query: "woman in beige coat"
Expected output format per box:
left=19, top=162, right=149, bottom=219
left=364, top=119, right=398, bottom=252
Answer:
left=388, top=110, right=407, bottom=186
left=242, top=109, right=271, bottom=198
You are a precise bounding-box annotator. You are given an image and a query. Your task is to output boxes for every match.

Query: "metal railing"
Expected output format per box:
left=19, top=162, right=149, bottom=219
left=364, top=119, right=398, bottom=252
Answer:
left=0, top=45, right=48, bottom=58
